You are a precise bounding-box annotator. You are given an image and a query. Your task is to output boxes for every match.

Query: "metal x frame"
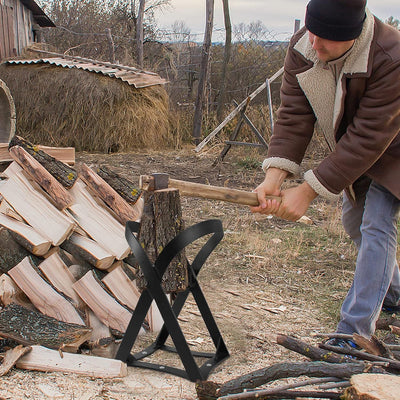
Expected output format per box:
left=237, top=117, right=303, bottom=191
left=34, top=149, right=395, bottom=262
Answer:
left=116, top=219, right=229, bottom=382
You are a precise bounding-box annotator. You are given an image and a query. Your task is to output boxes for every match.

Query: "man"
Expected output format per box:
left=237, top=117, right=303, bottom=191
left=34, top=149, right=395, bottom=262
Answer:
left=251, top=0, right=400, bottom=346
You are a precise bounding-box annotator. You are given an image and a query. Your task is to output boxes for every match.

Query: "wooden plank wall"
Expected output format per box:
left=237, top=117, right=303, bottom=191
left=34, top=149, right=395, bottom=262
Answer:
left=0, top=4, right=15, bottom=60
left=0, top=0, right=34, bottom=60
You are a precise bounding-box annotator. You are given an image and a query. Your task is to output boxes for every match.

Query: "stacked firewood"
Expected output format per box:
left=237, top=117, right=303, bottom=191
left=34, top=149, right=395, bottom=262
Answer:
left=197, top=322, right=400, bottom=400
left=0, top=136, right=168, bottom=378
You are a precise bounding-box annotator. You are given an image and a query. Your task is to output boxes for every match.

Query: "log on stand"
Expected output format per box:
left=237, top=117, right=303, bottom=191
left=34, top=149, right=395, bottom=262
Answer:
left=136, top=188, right=188, bottom=293
left=0, top=304, right=91, bottom=352
left=8, top=136, right=77, bottom=188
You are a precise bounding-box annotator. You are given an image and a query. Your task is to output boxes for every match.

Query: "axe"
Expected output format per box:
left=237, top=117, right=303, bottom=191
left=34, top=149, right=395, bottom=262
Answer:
left=139, top=173, right=281, bottom=207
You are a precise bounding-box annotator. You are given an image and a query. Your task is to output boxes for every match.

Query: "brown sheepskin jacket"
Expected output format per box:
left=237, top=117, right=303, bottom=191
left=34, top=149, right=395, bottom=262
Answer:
left=263, top=10, right=400, bottom=202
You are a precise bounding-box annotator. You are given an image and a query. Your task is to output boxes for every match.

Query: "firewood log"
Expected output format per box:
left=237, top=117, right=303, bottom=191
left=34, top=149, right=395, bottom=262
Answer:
left=0, top=213, right=51, bottom=256
left=343, top=373, right=400, bottom=400
left=61, top=233, right=115, bottom=270
left=9, top=146, right=74, bottom=210
left=0, top=164, right=75, bottom=246
left=1, top=142, right=75, bottom=165
left=8, top=257, right=85, bottom=325
left=68, top=180, right=130, bottom=260
left=16, top=345, right=127, bottom=378
left=0, top=304, right=91, bottom=352
left=96, top=165, right=141, bottom=204
left=72, top=270, right=143, bottom=334
left=37, top=252, right=85, bottom=310
left=79, top=163, right=142, bottom=224
left=8, top=136, right=77, bottom=188
left=0, top=273, right=34, bottom=309
left=196, top=361, right=387, bottom=399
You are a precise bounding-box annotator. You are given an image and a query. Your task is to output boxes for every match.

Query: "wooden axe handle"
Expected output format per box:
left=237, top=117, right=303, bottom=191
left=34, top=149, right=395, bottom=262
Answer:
left=168, top=178, right=281, bottom=206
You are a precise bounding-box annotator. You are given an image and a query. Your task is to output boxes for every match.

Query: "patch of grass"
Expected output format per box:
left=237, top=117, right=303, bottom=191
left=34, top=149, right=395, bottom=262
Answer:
left=235, top=156, right=262, bottom=171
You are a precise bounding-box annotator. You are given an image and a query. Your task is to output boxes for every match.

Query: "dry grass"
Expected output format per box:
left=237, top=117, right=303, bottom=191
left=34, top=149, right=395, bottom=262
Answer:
left=0, top=64, right=172, bottom=152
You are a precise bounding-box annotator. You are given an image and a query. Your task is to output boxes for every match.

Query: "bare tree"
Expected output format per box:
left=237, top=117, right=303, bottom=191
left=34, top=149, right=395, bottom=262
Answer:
left=192, top=0, right=214, bottom=144
left=136, top=0, right=145, bottom=68
left=216, top=0, right=232, bottom=121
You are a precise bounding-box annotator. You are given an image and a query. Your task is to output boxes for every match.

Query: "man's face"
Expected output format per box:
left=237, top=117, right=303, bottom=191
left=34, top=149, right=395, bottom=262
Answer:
left=308, top=32, right=355, bottom=62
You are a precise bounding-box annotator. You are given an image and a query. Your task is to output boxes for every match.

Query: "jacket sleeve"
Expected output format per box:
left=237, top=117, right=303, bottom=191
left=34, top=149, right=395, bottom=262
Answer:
left=263, top=31, right=317, bottom=177
left=310, top=56, right=400, bottom=196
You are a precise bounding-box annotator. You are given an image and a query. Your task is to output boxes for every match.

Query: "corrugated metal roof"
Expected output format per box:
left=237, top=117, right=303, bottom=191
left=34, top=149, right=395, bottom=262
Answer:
left=20, top=0, right=55, bottom=27
left=5, top=55, right=168, bottom=88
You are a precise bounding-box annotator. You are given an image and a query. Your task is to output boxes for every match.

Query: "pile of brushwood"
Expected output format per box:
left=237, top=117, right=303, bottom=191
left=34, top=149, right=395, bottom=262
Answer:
left=196, top=314, right=400, bottom=400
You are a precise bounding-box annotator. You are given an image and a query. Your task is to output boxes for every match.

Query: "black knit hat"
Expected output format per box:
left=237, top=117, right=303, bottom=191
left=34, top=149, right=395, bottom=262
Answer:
left=305, top=0, right=366, bottom=41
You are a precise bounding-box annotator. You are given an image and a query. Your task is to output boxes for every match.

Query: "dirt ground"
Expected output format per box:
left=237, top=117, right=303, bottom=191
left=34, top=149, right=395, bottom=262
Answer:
left=0, top=147, right=355, bottom=400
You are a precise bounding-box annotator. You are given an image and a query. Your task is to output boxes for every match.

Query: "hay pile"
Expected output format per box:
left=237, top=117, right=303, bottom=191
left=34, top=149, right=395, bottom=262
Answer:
left=0, top=64, right=171, bottom=152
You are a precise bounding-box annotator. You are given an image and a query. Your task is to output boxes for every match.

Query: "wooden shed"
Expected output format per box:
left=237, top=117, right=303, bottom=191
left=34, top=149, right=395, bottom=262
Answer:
left=0, top=0, right=54, bottom=61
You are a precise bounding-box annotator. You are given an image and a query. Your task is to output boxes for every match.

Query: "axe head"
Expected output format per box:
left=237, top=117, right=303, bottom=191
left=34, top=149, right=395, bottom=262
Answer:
left=139, top=173, right=169, bottom=191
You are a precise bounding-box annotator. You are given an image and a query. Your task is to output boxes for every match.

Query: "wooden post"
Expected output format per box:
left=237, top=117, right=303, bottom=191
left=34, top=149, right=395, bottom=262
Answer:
left=192, top=0, right=215, bottom=144
left=216, top=0, right=232, bottom=122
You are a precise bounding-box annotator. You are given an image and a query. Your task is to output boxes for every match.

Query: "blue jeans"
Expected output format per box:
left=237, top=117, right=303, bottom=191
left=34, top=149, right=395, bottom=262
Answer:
left=337, top=181, right=400, bottom=338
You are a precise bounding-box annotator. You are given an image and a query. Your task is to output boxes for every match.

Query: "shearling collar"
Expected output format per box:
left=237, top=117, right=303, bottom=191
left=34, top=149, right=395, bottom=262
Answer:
left=292, top=9, right=375, bottom=150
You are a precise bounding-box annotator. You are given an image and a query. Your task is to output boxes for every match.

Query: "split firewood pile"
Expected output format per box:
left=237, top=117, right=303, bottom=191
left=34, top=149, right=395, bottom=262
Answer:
left=196, top=320, right=400, bottom=400
left=0, top=136, right=182, bottom=379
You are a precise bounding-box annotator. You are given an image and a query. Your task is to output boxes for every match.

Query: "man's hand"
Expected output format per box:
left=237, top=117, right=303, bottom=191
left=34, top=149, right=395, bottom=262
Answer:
left=274, top=182, right=318, bottom=221
left=250, top=168, right=287, bottom=215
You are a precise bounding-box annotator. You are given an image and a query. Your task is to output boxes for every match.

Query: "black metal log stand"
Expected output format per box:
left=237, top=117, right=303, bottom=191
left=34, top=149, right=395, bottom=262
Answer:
left=116, top=219, right=229, bottom=382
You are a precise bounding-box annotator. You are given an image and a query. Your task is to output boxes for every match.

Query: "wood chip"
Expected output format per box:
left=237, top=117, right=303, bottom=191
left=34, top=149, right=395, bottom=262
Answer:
left=0, top=345, right=31, bottom=376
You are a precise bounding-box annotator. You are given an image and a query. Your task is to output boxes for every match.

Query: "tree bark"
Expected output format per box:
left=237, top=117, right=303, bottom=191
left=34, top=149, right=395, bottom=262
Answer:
left=0, top=304, right=91, bottom=352
left=192, top=0, right=214, bottom=144
left=8, top=136, right=77, bottom=188
left=276, top=334, right=350, bottom=363
left=216, top=0, right=232, bottom=122
left=135, top=189, right=188, bottom=293
left=95, top=165, right=141, bottom=205
left=0, top=228, right=37, bottom=273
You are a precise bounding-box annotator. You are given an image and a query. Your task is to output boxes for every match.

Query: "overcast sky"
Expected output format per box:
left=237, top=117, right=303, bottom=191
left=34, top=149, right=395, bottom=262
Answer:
left=154, top=0, right=400, bottom=41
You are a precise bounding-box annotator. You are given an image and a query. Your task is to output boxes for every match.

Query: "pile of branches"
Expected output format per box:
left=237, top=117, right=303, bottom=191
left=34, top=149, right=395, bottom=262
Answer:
left=197, top=315, right=400, bottom=400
